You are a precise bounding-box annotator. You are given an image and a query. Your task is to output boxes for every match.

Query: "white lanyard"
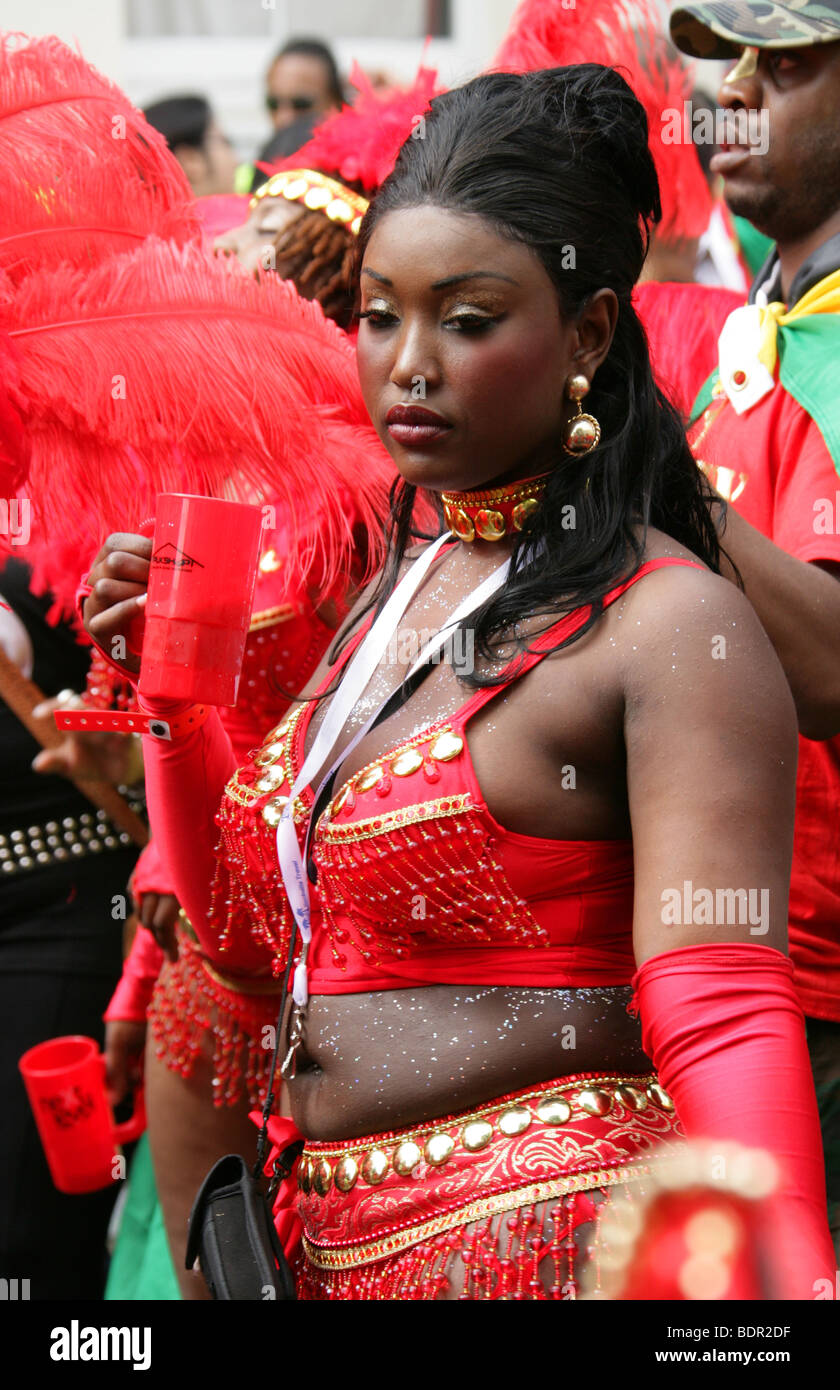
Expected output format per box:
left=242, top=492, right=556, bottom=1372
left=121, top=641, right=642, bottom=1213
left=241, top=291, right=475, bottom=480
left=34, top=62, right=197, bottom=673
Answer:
left=276, top=533, right=512, bottom=1005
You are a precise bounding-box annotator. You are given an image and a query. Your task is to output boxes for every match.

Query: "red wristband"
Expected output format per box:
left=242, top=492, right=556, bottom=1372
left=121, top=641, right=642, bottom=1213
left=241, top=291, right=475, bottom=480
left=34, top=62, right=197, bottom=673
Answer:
left=55, top=705, right=209, bottom=741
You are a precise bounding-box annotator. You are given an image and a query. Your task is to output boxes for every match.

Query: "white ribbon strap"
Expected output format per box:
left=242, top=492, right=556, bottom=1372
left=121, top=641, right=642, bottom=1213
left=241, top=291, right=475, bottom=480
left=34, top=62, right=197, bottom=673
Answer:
left=276, top=534, right=512, bottom=1005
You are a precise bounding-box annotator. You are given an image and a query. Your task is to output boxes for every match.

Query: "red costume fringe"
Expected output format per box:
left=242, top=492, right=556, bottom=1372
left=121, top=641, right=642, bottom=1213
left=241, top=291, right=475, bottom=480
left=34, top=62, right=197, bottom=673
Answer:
left=148, top=930, right=281, bottom=1109
left=289, top=1072, right=684, bottom=1300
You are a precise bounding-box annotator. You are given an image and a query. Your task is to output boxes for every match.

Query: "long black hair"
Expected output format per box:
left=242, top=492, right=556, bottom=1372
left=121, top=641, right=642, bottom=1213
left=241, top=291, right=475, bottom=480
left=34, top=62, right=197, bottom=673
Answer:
left=340, top=64, right=726, bottom=685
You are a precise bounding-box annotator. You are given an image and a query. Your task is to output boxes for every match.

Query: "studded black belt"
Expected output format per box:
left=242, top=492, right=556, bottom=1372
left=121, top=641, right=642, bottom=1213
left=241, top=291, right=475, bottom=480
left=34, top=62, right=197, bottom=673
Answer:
left=0, top=799, right=144, bottom=875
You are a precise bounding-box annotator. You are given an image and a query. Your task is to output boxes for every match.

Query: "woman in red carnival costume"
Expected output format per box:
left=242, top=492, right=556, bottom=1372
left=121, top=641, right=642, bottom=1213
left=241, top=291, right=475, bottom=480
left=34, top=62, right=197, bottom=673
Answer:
left=83, top=64, right=834, bottom=1300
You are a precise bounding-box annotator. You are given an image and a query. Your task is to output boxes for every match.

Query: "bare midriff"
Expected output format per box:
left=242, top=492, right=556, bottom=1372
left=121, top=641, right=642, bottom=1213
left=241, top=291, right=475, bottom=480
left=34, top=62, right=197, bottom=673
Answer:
left=287, top=985, right=649, bottom=1140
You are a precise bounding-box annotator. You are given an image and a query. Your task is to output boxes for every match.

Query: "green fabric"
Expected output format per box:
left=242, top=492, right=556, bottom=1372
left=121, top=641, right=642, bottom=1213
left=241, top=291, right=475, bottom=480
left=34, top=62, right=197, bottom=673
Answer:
left=104, top=1135, right=181, bottom=1301
left=777, top=315, right=840, bottom=474
left=689, top=313, right=840, bottom=477
left=234, top=162, right=255, bottom=195
left=690, top=366, right=720, bottom=424
left=732, top=215, right=775, bottom=279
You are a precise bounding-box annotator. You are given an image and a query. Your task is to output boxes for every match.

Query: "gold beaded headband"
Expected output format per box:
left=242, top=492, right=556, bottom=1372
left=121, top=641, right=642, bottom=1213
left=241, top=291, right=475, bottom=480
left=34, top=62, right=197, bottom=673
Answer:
left=249, top=168, right=369, bottom=236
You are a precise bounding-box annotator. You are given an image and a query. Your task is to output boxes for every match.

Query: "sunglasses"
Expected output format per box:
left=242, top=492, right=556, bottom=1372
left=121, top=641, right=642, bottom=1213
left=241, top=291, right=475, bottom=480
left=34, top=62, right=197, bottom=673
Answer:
left=266, top=94, right=317, bottom=113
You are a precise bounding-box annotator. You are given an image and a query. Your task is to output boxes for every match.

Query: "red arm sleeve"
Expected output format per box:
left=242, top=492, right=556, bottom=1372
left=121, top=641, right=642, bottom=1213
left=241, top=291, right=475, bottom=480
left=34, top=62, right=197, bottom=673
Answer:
left=138, top=693, right=275, bottom=975
left=633, top=941, right=835, bottom=1299
left=104, top=927, right=163, bottom=1023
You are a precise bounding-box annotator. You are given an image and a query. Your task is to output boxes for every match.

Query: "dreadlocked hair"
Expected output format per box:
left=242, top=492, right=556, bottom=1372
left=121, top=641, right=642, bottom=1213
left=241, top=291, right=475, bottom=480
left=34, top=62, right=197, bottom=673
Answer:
left=343, top=64, right=730, bottom=687
left=266, top=192, right=362, bottom=330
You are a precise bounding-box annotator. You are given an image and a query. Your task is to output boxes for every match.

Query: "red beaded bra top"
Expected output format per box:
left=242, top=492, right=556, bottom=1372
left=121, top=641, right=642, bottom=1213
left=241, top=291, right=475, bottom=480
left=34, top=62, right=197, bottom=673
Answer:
left=209, top=557, right=702, bottom=993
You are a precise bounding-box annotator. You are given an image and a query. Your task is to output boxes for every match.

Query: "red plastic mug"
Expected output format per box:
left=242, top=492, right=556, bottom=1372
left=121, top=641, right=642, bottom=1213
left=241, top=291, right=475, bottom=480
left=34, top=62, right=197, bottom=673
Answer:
left=18, top=1036, right=146, bottom=1195
left=138, top=494, right=263, bottom=706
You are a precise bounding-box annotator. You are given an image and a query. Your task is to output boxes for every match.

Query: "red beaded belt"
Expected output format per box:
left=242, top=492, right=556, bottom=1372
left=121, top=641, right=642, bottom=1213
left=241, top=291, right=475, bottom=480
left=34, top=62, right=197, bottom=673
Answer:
left=296, top=1071, right=685, bottom=1299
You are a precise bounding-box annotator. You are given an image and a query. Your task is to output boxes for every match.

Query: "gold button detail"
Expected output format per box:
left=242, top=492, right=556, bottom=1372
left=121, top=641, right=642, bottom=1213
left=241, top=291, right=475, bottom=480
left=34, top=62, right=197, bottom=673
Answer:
left=334, top=1156, right=359, bottom=1192
left=304, top=185, right=330, bottom=210
left=498, top=1105, right=531, bottom=1137
left=355, top=765, right=383, bottom=794
left=461, top=1120, right=494, bottom=1152
left=313, top=1159, right=332, bottom=1197
left=362, top=1149, right=389, bottom=1185
left=647, top=1083, right=675, bottom=1111
left=577, top=1087, right=613, bottom=1117
left=390, top=749, right=423, bottom=777
left=282, top=178, right=308, bottom=201
left=475, top=507, right=506, bottom=542
left=512, top=497, right=539, bottom=531
left=299, top=1158, right=312, bottom=1194
left=444, top=505, right=476, bottom=543
left=326, top=197, right=352, bottom=222
left=393, top=1141, right=422, bottom=1176
left=424, top=1133, right=455, bottom=1167
left=255, top=740, right=285, bottom=766
left=331, top=785, right=349, bottom=816
left=256, top=766, right=285, bottom=793
left=614, top=1086, right=648, bottom=1112
left=429, top=732, right=464, bottom=763
left=261, top=795, right=289, bottom=826
left=536, top=1097, right=571, bottom=1126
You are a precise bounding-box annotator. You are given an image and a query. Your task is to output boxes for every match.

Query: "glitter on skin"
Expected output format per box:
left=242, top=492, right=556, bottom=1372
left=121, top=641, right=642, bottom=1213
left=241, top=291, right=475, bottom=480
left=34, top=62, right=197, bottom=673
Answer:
left=290, top=984, right=650, bottom=1139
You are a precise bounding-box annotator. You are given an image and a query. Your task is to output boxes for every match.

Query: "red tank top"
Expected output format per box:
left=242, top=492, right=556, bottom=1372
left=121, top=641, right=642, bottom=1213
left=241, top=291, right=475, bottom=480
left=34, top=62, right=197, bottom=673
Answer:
left=210, top=556, right=702, bottom=993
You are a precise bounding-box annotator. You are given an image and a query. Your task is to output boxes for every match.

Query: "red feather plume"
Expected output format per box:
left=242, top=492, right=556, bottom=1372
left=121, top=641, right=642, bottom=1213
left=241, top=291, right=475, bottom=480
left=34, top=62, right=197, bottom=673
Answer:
left=2, top=237, right=401, bottom=607
left=264, top=61, right=442, bottom=192
left=0, top=32, right=200, bottom=284
left=634, top=279, right=742, bottom=416
left=492, top=0, right=712, bottom=241
left=0, top=325, right=29, bottom=492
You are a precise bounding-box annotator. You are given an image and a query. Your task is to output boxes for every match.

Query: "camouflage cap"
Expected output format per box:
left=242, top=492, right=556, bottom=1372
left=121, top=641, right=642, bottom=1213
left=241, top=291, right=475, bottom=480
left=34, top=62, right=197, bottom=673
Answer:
left=670, top=0, right=840, bottom=58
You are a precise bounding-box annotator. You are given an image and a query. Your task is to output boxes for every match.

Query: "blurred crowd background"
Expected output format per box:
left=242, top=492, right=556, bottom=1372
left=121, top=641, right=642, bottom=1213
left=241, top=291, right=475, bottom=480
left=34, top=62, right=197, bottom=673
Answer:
left=0, top=0, right=720, bottom=198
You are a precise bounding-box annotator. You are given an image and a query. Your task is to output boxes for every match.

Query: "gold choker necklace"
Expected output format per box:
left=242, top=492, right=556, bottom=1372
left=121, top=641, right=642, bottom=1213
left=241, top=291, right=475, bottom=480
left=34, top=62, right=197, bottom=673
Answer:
left=441, top=473, right=550, bottom=543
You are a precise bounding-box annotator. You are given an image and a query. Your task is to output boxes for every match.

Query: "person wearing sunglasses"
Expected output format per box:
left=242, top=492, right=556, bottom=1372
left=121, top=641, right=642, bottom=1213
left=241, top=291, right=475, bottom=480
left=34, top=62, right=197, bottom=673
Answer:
left=265, top=37, right=344, bottom=133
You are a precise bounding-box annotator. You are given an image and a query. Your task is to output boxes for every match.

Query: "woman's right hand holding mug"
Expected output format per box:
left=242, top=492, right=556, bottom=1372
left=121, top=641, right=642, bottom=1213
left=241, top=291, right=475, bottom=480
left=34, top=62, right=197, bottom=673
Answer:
left=83, top=533, right=152, bottom=677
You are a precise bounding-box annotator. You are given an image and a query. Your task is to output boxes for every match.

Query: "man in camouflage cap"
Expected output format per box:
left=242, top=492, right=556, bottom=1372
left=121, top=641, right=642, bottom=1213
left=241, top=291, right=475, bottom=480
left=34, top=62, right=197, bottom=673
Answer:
left=669, top=0, right=840, bottom=1265
left=671, top=0, right=840, bottom=270
left=672, top=0, right=840, bottom=58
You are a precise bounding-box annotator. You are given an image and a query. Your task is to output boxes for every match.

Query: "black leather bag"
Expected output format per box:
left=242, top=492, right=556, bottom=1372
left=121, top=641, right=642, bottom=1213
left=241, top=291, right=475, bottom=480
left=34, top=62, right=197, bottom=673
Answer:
left=185, top=1149, right=301, bottom=1301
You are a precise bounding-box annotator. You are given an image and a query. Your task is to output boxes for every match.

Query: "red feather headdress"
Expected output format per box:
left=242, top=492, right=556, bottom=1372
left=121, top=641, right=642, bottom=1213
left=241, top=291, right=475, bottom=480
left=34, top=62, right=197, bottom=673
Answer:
left=634, top=279, right=742, bottom=416
left=492, top=0, right=712, bottom=241
left=0, top=31, right=199, bottom=283
left=263, top=60, right=442, bottom=192
left=1, top=238, right=400, bottom=611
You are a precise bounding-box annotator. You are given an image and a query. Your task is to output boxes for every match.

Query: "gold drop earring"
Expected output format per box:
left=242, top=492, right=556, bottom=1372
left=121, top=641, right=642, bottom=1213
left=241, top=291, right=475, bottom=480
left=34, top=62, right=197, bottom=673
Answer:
left=562, top=374, right=601, bottom=456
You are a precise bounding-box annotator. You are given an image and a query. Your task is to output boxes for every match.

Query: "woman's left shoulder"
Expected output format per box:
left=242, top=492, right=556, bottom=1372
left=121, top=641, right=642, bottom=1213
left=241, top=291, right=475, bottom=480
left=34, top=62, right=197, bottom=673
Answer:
left=619, top=532, right=795, bottom=726
left=620, top=529, right=745, bottom=624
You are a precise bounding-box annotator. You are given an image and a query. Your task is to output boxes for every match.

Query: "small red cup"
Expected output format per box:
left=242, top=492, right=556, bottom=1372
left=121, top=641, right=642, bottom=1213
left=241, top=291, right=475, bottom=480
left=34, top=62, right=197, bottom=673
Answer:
left=19, top=1036, right=146, bottom=1195
left=138, top=494, right=263, bottom=706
